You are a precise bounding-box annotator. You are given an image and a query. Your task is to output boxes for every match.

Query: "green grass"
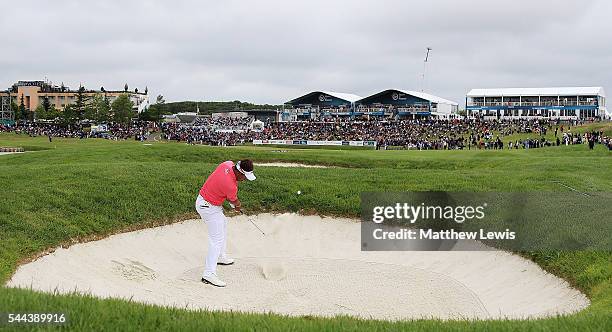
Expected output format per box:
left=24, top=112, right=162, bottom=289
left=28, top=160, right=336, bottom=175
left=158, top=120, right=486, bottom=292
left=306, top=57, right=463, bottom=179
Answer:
left=493, top=121, right=612, bottom=144
left=0, top=129, right=611, bottom=331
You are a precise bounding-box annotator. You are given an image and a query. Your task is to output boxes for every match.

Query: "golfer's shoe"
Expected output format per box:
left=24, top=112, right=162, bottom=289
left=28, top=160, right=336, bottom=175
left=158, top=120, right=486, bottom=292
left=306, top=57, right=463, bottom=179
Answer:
left=201, top=274, right=226, bottom=287
left=217, top=257, right=235, bottom=265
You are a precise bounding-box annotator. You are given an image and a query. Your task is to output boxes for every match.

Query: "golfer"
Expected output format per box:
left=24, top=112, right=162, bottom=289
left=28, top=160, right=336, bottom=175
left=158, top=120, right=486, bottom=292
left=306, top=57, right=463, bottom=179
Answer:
left=195, top=159, right=256, bottom=287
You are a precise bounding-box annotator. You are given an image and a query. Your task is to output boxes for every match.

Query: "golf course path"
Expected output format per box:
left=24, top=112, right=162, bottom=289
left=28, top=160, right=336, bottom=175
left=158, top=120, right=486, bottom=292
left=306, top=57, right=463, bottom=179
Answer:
left=7, top=213, right=589, bottom=320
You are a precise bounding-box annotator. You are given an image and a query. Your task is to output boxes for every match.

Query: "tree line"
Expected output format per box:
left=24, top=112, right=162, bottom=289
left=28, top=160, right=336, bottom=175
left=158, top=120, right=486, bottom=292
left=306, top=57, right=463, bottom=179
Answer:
left=12, top=90, right=281, bottom=124
left=137, top=96, right=281, bottom=121
left=14, top=86, right=135, bottom=126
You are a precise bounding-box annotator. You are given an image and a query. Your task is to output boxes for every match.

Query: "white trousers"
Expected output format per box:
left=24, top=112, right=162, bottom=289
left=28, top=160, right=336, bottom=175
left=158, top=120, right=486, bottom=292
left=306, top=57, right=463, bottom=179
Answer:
left=195, top=195, right=227, bottom=277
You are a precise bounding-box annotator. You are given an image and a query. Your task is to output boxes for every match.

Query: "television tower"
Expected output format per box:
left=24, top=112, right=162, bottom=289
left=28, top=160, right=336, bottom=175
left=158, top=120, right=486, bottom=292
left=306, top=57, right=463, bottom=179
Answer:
left=421, top=47, right=432, bottom=92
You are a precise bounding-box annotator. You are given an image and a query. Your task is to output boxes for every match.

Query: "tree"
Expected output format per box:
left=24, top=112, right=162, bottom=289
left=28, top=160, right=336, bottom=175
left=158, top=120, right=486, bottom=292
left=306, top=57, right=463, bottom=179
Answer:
left=48, top=104, right=60, bottom=121
left=144, top=104, right=160, bottom=121
left=155, top=94, right=165, bottom=104
left=73, top=86, right=92, bottom=121
left=144, top=100, right=281, bottom=116
left=144, top=86, right=148, bottom=95
left=35, top=104, right=60, bottom=121
left=42, top=97, right=51, bottom=112
left=111, top=94, right=134, bottom=125
left=99, top=97, right=111, bottom=122
left=60, top=104, right=79, bottom=126
left=138, top=106, right=153, bottom=121
left=85, top=94, right=111, bottom=123
left=83, top=103, right=96, bottom=122
left=141, top=104, right=167, bottom=121
left=124, top=83, right=128, bottom=92
left=34, top=104, right=45, bottom=121
left=16, top=95, right=28, bottom=121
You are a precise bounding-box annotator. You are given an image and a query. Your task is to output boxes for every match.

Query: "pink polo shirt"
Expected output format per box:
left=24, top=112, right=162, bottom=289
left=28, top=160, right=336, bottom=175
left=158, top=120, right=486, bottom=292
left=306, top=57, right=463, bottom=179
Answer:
left=199, top=161, right=238, bottom=206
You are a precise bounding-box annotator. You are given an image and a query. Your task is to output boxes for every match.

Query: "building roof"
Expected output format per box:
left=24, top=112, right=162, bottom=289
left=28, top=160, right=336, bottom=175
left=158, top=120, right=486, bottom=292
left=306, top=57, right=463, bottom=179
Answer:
left=467, top=87, right=605, bottom=97
left=397, top=89, right=458, bottom=105
left=320, top=91, right=362, bottom=103
left=286, top=91, right=362, bottom=105
left=356, top=89, right=458, bottom=105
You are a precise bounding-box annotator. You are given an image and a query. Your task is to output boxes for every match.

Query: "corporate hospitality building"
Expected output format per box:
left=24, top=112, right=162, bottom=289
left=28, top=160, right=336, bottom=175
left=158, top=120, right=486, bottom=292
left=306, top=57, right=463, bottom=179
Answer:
left=0, top=80, right=150, bottom=122
left=282, top=91, right=362, bottom=121
left=282, top=89, right=458, bottom=121
left=466, top=87, right=607, bottom=120
left=355, top=89, right=458, bottom=119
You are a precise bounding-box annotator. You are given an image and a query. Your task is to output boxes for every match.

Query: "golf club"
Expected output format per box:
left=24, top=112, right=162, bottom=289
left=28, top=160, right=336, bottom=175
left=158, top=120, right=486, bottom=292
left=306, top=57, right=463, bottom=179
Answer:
left=240, top=210, right=265, bottom=236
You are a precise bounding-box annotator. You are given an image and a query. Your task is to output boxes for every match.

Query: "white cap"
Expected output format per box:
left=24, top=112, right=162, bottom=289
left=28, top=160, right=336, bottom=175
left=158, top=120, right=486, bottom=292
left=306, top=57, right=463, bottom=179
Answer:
left=236, top=161, right=256, bottom=181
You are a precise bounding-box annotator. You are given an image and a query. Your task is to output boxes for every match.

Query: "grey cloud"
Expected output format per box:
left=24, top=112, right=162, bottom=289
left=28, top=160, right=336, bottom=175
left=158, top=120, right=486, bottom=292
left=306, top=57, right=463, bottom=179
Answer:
left=1, top=0, right=610, bottom=105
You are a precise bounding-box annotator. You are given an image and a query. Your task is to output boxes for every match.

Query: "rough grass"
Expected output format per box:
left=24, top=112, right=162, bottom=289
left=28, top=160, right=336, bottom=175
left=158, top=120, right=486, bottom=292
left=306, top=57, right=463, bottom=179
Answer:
left=0, top=130, right=611, bottom=331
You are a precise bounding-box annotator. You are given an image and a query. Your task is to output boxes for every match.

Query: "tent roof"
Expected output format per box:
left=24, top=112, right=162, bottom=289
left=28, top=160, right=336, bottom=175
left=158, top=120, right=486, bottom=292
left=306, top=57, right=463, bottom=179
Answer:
left=286, top=91, right=362, bottom=104
left=320, top=91, right=362, bottom=103
left=396, top=89, right=458, bottom=105
left=357, top=89, right=458, bottom=105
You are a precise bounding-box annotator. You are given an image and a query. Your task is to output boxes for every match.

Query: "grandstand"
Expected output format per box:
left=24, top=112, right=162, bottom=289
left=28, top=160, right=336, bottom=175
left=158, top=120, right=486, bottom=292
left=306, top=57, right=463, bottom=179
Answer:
left=283, top=90, right=459, bottom=121
left=355, top=89, right=459, bottom=119
left=466, top=87, right=607, bottom=120
left=282, top=91, right=361, bottom=121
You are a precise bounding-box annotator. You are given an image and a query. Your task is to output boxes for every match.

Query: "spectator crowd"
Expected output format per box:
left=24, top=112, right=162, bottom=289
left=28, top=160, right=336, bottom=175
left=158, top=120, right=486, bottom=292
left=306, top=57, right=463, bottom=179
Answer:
left=2, top=117, right=611, bottom=151
left=161, top=116, right=253, bottom=146
left=0, top=121, right=156, bottom=142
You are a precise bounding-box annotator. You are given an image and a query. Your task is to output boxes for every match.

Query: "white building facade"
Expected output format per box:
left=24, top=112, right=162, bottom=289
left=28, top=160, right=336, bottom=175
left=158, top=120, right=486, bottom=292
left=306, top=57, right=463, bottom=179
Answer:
left=466, top=87, right=607, bottom=120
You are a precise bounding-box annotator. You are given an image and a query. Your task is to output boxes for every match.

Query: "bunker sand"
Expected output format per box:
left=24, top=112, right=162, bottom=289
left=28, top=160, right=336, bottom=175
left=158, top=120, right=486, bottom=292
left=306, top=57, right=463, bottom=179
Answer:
left=254, top=162, right=330, bottom=168
left=8, top=213, right=589, bottom=320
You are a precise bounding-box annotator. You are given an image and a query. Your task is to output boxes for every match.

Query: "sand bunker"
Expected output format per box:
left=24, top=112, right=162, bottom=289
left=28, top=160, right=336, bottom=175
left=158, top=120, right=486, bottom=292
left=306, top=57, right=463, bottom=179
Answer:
left=254, top=162, right=329, bottom=168
left=8, top=213, right=588, bottom=320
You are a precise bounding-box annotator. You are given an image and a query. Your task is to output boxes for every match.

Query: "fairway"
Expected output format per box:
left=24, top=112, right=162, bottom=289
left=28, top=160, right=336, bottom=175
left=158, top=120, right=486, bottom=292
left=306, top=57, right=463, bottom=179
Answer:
left=0, top=132, right=611, bottom=331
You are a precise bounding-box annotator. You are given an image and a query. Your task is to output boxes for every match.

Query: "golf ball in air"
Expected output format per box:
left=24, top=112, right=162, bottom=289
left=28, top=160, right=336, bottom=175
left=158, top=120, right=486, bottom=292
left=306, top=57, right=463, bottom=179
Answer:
left=297, top=191, right=301, bottom=195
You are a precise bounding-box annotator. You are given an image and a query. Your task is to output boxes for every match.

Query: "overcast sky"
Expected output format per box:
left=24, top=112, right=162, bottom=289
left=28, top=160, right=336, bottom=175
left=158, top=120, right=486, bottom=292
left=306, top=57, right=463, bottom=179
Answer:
left=2, top=0, right=611, bottom=106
